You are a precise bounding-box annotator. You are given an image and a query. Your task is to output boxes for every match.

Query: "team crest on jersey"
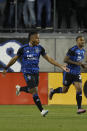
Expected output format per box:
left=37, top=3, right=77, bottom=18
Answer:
left=27, top=75, right=31, bottom=80
left=35, top=48, right=40, bottom=53
left=26, top=50, right=29, bottom=53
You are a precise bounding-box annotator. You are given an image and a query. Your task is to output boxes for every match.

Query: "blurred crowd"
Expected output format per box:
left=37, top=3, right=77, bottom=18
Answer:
left=56, top=0, right=87, bottom=31
left=0, top=0, right=87, bottom=32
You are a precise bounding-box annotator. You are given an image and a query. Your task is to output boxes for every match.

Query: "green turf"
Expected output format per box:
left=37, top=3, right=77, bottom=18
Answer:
left=0, top=105, right=87, bottom=131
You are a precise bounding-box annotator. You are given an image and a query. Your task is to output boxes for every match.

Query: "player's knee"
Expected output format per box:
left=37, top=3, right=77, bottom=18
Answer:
left=63, top=90, right=68, bottom=93
left=29, top=87, right=38, bottom=94
left=62, top=87, right=68, bottom=93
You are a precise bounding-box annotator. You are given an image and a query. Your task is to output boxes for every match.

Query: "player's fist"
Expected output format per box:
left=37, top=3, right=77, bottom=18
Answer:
left=2, top=69, right=7, bottom=76
left=62, top=65, right=70, bottom=72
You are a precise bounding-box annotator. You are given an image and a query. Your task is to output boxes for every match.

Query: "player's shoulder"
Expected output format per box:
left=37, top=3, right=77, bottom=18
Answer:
left=37, top=44, right=44, bottom=49
left=19, top=44, right=29, bottom=50
left=70, top=45, right=78, bottom=51
left=82, top=48, right=85, bottom=52
left=37, top=44, right=43, bottom=48
left=70, top=45, right=85, bottom=53
left=21, top=44, right=29, bottom=48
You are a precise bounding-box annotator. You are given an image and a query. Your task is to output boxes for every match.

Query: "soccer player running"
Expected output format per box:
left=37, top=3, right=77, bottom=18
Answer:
left=2, top=31, right=69, bottom=117
left=49, top=35, right=86, bottom=114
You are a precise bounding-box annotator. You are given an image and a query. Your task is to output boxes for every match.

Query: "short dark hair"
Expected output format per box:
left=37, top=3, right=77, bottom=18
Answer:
left=76, top=36, right=83, bottom=41
left=28, top=31, right=38, bottom=41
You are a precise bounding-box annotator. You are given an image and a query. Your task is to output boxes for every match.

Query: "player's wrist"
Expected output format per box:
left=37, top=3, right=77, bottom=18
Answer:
left=60, top=65, right=64, bottom=70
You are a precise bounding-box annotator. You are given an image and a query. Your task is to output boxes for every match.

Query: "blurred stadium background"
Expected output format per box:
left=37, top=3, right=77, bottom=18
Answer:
left=0, top=0, right=87, bottom=131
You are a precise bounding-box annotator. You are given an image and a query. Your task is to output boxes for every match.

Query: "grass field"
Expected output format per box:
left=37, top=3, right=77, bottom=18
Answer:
left=0, top=105, right=87, bottom=131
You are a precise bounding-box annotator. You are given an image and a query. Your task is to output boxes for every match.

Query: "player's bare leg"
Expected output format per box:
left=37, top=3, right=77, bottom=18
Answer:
left=16, top=85, right=48, bottom=116
left=74, top=82, right=86, bottom=114
left=49, top=86, right=69, bottom=100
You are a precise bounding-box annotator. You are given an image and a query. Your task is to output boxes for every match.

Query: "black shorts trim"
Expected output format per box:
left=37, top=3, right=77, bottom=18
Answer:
left=63, top=72, right=82, bottom=87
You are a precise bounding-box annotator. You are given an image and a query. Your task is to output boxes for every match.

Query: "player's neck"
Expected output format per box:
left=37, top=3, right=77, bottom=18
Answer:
left=77, top=45, right=83, bottom=50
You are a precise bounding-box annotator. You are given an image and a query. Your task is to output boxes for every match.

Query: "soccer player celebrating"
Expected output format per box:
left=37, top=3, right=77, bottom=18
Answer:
left=49, top=36, right=86, bottom=114
left=3, top=31, right=69, bottom=117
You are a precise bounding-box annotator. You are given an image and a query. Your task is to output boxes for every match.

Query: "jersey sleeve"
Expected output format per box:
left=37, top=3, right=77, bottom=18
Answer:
left=17, top=47, right=23, bottom=57
left=66, top=48, right=75, bottom=57
left=40, top=46, right=47, bottom=56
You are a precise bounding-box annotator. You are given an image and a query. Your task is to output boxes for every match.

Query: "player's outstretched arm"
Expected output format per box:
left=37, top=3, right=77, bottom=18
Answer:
left=2, top=55, right=19, bottom=76
left=43, top=54, right=69, bottom=72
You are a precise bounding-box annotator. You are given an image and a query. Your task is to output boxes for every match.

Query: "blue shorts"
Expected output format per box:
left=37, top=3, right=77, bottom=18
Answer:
left=23, top=73, right=39, bottom=88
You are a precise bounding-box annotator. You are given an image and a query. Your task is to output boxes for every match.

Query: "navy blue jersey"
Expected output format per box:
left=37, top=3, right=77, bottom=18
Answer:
left=66, top=45, right=85, bottom=75
left=17, top=43, right=46, bottom=74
